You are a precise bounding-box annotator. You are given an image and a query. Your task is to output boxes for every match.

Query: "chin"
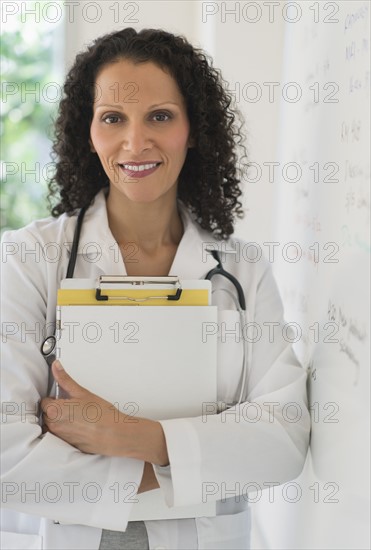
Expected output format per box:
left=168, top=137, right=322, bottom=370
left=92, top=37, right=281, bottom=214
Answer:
left=123, top=185, right=175, bottom=204
left=124, top=192, right=165, bottom=204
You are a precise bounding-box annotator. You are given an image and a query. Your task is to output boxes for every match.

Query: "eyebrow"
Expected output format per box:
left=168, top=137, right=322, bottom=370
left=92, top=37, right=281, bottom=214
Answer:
left=95, top=101, right=180, bottom=110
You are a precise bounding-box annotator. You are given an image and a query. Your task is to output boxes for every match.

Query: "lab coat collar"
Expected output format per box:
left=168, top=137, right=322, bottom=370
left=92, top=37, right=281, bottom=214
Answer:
left=64, top=189, right=219, bottom=279
left=168, top=202, right=219, bottom=279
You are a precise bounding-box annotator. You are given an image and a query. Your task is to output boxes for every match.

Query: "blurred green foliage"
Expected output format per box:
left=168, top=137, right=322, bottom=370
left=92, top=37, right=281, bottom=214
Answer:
left=1, top=4, right=63, bottom=232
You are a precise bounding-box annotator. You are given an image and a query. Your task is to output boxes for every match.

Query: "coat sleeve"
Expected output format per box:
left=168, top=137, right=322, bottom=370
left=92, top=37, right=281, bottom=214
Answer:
left=154, top=258, right=311, bottom=507
left=0, top=227, right=144, bottom=531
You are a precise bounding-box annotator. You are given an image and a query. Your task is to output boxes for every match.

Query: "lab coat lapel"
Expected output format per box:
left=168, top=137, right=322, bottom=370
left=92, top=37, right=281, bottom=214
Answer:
left=169, top=202, right=219, bottom=279
left=63, top=190, right=127, bottom=276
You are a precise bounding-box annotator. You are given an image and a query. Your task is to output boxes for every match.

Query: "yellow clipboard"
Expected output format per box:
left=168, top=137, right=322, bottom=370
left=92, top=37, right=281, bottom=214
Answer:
left=58, top=276, right=210, bottom=306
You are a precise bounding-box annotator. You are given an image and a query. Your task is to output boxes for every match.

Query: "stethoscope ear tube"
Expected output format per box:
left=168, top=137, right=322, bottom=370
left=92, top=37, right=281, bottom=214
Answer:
left=41, top=205, right=86, bottom=368
left=205, top=249, right=251, bottom=405
left=66, top=204, right=89, bottom=279
left=211, top=286, right=250, bottom=407
left=205, top=250, right=246, bottom=311
left=236, top=307, right=251, bottom=405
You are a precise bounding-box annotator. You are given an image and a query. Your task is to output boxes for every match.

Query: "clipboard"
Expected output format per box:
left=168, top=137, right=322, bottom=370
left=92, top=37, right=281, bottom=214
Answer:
left=55, top=276, right=218, bottom=520
left=58, top=275, right=212, bottom=306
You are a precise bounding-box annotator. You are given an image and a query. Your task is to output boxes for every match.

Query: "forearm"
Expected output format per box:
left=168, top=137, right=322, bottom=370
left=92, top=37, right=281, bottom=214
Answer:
left=126, top=418, right=169, bottom=467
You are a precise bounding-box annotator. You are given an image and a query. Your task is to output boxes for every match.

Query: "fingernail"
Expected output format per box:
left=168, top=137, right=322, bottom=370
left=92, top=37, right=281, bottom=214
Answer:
left=54, top=360, right=64, bottom=371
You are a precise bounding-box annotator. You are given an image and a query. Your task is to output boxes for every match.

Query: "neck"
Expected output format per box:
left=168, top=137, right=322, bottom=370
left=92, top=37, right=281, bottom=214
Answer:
left=105, top=188, right=183, bottom=252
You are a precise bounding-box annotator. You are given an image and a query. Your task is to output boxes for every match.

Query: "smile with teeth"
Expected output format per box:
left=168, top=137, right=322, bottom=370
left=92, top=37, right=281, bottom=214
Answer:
left=121, top=163, right=160, bottom=172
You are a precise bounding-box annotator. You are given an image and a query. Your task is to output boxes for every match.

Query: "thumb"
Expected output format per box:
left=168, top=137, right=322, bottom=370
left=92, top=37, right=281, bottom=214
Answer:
left=52, top=360, right=86, bottom=397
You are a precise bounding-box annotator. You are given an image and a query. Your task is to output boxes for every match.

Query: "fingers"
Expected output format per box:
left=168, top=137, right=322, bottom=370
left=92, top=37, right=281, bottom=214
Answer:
left=41, top=398, right=63, bottom=418
left=51, top=360, right=86, bottom=398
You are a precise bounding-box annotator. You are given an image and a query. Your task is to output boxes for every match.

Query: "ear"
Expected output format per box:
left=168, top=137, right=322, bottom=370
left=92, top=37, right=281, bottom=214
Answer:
left=89, top=139, right=96, bottom=153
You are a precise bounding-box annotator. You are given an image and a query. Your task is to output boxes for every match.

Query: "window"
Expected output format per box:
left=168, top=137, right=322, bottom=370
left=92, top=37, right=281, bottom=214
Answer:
left=1, top=1, right=64, bottom=232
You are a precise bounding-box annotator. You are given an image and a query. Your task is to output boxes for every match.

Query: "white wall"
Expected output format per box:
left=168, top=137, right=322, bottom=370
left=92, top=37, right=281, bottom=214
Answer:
left=198, top=3, right=285, bottom=243
left=64, top=1, right=200, bottom=67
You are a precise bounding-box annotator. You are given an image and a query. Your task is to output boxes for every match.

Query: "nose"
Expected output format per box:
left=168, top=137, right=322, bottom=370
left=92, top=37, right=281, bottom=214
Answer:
left=121, top=119, right=153, bottom=155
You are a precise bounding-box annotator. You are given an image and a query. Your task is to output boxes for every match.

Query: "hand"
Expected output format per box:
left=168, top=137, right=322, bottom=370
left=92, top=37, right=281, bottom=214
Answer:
left=41, top=360, right=138, bottom=456
left=41, top=361, right=170, bottom=466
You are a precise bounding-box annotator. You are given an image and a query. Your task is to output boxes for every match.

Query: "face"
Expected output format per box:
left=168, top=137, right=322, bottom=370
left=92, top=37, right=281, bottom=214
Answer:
left=89, top=58, right=193, bottom=205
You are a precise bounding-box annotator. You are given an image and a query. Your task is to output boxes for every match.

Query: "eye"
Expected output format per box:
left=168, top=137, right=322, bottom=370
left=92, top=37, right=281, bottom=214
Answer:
left=102, top=114, right=121, bottom=124
left=152, top=112, right=172, bottom=122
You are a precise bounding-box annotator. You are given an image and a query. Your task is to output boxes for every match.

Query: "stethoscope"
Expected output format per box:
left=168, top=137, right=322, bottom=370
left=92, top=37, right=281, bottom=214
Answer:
left=41, top=205, right=251, bottom=406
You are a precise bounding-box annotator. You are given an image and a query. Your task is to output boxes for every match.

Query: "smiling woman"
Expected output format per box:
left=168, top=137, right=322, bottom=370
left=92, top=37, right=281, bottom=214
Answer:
left=1, top=27, right=310, bottom=550
left=47, top=28, right=247, bottom=239
left=89, top=60, right=192, bottom=207
left=88, top=59, right=194, bottom=276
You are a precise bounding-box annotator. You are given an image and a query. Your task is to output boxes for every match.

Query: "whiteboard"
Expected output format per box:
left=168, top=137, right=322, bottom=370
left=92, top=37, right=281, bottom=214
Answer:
left=261, top=2, right=370, bottom=548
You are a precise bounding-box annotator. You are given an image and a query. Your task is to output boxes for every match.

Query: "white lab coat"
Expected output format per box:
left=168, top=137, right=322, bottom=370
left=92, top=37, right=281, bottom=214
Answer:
left=1, top=190, right=310, bottom=550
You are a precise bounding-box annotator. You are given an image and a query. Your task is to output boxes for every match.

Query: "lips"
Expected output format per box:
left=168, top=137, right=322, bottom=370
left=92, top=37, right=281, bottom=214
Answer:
left=119, top=162, right=162, bottom=179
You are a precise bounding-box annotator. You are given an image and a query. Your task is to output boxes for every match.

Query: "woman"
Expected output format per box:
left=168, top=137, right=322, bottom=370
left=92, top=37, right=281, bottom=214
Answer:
left=1, top=28, right=310, bottom=549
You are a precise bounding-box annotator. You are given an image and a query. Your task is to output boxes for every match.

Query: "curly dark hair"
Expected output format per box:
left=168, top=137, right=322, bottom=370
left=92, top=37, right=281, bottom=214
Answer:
left=47, top=27, right=248, bottom=238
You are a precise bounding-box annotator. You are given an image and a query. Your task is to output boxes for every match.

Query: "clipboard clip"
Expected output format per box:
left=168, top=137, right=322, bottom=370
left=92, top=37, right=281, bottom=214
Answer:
left=95, top=275, right=183, bottom=302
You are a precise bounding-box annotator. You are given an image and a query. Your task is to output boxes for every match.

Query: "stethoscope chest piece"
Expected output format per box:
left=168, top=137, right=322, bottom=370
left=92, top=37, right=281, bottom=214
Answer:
left=41, top=335, right=57, bottom=366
